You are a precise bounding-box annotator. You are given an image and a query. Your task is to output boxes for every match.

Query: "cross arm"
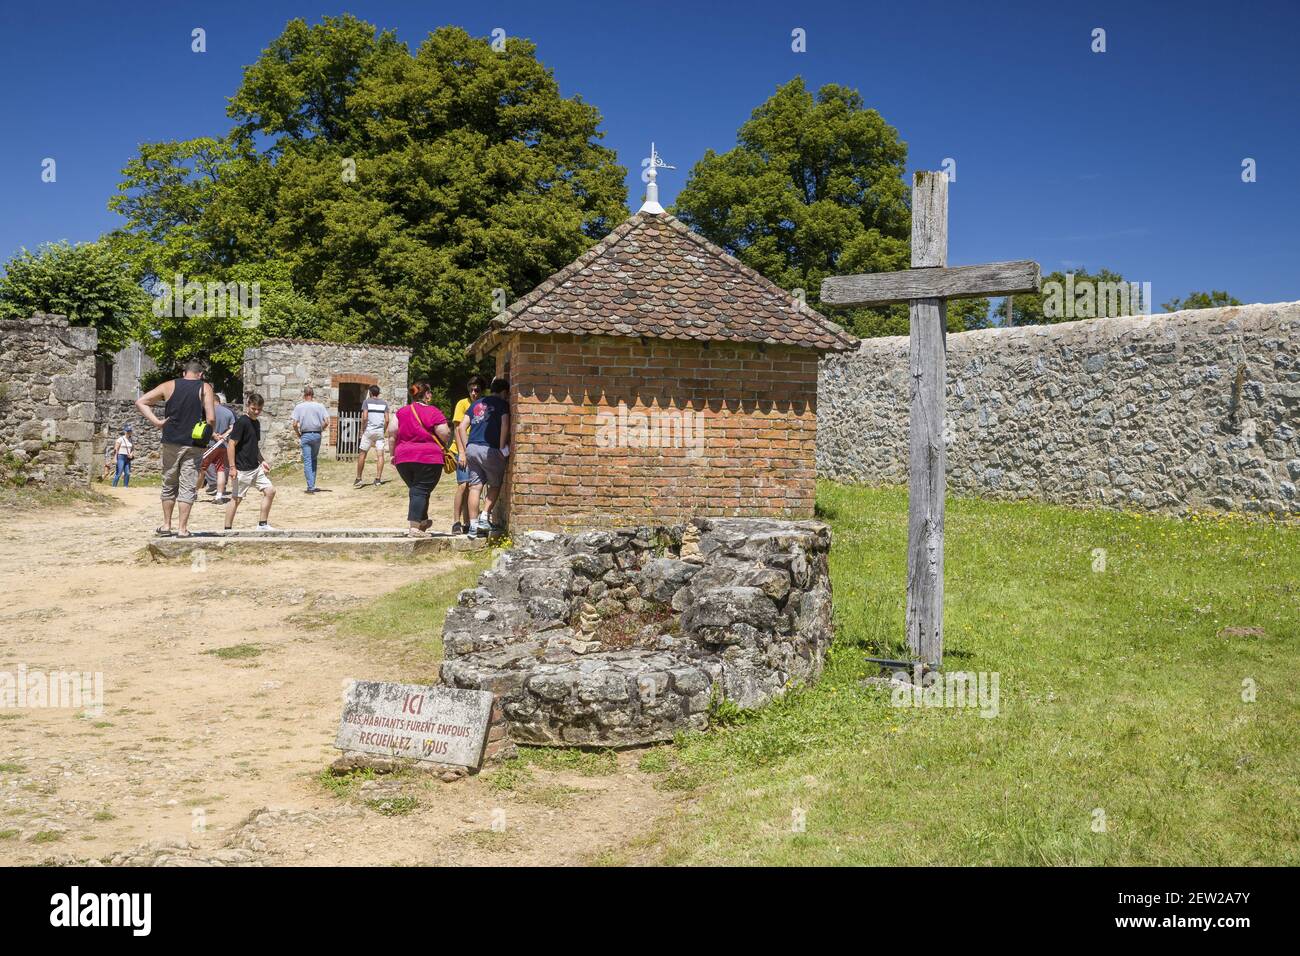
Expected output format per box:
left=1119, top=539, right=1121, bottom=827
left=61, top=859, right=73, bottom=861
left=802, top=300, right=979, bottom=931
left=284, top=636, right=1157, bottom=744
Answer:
left=820, top=260, right=1041, bottom=308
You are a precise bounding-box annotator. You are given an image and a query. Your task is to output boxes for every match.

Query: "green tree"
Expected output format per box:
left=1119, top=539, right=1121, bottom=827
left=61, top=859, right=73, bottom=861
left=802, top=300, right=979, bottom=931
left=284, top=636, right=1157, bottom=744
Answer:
left=142, top=261, right=324, bottom=392
left=995, top=268, right=1142, bottom=326
left=673, top=77, right=932, bottom=337
left=110, top=16, right=627, bottom=390
left=1162, top=290, right=1241, bottom=312
left=848, top=297, right=991, bottom=338
left=0, top=241, right=148, bottom=353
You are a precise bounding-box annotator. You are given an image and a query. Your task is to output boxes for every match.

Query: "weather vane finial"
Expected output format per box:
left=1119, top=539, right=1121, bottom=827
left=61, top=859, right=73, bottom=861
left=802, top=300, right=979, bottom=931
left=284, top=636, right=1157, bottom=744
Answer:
left=638, top=141, right=675, bottom=215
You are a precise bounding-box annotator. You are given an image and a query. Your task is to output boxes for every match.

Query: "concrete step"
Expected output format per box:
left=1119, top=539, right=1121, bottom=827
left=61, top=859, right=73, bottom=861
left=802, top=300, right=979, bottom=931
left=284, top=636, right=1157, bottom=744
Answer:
left=146, top=530, right=492, bottom=561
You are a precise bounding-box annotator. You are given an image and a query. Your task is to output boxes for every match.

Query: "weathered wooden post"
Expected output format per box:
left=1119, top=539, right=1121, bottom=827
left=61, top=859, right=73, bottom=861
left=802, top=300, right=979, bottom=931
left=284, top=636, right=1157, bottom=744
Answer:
left=821, top=171, right=1041, bottom=667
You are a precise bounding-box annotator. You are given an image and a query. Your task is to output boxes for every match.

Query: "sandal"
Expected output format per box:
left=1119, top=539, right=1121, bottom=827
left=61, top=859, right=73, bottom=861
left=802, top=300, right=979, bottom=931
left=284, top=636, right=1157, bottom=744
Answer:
left=155, top=527, right=174, bottom=537
left=175, top=531, right=193, bottom=539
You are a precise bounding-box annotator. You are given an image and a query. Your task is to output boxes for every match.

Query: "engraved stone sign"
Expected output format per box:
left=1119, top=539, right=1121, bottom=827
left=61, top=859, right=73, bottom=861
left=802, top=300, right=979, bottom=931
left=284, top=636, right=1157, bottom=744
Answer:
left=336, top=680, right=494, bottom=769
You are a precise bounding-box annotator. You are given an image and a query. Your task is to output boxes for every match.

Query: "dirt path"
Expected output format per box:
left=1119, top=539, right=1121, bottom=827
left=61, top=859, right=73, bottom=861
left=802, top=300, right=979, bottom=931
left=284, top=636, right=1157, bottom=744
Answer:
left=0, top=461, right=676, bottom=866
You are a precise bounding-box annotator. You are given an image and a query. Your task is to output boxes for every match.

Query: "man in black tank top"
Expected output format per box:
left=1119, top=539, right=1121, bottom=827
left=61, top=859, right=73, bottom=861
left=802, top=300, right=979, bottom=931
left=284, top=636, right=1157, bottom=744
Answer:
left=135, top=358, right=216, bottom=537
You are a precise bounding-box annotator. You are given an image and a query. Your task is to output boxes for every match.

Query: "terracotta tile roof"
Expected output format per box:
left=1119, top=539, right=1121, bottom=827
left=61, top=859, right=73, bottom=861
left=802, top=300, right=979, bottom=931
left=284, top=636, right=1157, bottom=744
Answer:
left=471, top=212, right=855, bottom=357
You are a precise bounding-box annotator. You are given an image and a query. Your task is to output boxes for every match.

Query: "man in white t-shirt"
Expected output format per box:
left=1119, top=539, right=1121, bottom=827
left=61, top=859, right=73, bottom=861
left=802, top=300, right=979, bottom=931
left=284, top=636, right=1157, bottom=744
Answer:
left=354, top=385, right=390, bottom=488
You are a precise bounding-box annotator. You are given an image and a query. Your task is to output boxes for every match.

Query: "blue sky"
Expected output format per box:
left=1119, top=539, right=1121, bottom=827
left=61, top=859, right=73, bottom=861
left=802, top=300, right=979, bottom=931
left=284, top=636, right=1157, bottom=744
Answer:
left=2, top=0, right=1297, bottom=307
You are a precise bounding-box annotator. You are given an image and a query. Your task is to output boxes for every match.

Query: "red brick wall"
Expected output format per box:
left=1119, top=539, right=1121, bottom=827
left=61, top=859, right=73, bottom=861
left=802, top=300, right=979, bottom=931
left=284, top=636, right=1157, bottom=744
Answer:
left=495, top=333, right=820, bottom=531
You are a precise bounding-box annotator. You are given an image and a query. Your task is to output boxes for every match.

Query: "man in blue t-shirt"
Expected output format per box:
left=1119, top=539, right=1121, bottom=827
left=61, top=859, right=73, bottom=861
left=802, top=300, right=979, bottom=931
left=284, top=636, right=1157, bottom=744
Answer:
left=455, top=377, right=510, bottom=538
left=205, top=391, right=237, bottom=502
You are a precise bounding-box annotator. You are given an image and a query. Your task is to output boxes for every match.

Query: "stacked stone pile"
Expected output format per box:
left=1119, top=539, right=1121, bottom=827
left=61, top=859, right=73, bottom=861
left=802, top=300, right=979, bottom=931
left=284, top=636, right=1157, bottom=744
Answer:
left=440, top=517, right=834, bottom=747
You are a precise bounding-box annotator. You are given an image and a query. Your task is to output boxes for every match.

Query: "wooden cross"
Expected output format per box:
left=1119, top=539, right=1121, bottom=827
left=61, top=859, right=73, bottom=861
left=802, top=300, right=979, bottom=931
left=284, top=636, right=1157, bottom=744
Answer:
left=821, top=171, right=1041, bottom=668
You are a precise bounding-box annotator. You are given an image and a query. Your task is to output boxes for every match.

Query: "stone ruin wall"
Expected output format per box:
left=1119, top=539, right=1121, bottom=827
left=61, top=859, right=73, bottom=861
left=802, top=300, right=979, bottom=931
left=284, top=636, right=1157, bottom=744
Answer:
left=0, top=314, right=97, bottom=487
left=817, top=302, right=1300, bottom=515
left=440, top=518, right=835, bottom=747
left=94, top=396, right=243, bottom=476
left=243, top=339, right=410, bottom=466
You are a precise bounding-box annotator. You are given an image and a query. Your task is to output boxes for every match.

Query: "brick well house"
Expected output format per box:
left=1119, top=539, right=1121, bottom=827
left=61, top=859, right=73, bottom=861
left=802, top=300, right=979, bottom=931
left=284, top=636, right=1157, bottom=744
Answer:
left=470, top=210, right=855, bottom=532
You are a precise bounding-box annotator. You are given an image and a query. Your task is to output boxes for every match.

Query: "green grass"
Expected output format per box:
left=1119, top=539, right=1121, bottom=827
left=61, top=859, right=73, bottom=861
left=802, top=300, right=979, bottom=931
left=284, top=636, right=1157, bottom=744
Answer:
left=0, top=763, right=26, bottom=774
left=203, top=643, right=263, bottom=660
left=327, top=553, right=491, bottom=672
left=316, top=767, right=378, bottom=798
left=637, top=748, right=672, bottom=774
left=516, top=747, right=618, bottom=776
left=605, top=482, right=1299, bottom=866
left=0, top=484, right=117, bottom=513
left=366, top=795, right=421, bottom=816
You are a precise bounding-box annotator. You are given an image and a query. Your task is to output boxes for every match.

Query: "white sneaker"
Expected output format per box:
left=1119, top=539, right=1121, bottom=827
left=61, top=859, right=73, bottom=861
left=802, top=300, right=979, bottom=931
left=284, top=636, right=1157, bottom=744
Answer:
left=257, top=523, right=279, bottom=532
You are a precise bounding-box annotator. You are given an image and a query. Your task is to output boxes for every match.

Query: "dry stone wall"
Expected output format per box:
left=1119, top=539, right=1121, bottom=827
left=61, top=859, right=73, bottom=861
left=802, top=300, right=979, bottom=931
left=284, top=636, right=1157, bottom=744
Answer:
left=440, top=518, right=835, bottom=746
left=0, top=314, right=97, bottom=487
left=94, top=396, right=242, bottom=475
left=243, top=339, right=409, bottom=465
left=817, top=302, right=1300, bottom=515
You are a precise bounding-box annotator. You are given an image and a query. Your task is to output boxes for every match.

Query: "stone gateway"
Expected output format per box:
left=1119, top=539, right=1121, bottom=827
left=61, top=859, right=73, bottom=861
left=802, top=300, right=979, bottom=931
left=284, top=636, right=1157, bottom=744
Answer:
left=242, top=338, right=410, bottom=466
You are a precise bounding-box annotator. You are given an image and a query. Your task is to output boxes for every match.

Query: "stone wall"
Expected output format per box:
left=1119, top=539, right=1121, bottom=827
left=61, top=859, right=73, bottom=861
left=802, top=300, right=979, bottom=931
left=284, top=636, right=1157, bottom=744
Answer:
left=93, top=396, right=242, bottom=476
left=0, top=313, right=97, bottom=487
left=94, top=397, right=163, bottom=474
left=494, top=332, right=821, bottom=532
left=242, top=339, right=409, bottom=466
left=817, top=302, right=1300, bottom=515
left=98, top=342, right=157, bottom=401
left=440, top=518, right=834, bottom=747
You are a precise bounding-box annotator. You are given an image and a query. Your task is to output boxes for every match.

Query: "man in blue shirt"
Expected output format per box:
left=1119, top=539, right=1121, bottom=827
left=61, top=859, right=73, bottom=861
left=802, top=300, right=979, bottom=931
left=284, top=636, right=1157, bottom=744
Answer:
left=455, top=377, right=510, bottom=537
left=205, top=391, right=237, bottom=502
left=291, top=386, right=331, bottom=492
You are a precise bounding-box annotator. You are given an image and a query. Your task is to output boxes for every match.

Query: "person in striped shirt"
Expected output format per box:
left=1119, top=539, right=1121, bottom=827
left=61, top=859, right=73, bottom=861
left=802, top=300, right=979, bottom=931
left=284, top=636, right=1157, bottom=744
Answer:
left=354, top=385, right=391, bottom=488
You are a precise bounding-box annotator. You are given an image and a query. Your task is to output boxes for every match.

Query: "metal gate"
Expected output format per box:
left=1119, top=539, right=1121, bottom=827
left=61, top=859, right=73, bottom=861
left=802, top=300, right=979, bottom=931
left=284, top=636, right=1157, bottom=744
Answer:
left=336, top=411, right=362, bottom=461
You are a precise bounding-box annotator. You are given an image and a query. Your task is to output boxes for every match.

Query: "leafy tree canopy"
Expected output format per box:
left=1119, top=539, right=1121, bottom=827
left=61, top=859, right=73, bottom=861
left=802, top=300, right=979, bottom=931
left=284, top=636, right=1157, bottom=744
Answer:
left=0, top=240, right=148, bottom=353
left=109, top=16, right=627, bottom=389
left=673, top=77, right=990, bottom=338
left=1162, top=289, right=1241, bottom=312
left=994, top=267, right=1145, bottom=326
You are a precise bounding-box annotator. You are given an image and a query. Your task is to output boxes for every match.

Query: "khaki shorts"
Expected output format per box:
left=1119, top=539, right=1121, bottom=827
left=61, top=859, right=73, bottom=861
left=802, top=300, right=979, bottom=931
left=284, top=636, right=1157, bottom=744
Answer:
left=234, top=466, right=274, bottom=500
left=160, top=443, right=204, bottom=503
left=359, top=428, right=386, bottom=453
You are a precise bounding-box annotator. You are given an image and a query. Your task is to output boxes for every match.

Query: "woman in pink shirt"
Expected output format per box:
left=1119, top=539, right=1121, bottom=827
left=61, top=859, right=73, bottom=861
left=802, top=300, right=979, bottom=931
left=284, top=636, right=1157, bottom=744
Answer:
left=387, top=381, right=454, bottom=537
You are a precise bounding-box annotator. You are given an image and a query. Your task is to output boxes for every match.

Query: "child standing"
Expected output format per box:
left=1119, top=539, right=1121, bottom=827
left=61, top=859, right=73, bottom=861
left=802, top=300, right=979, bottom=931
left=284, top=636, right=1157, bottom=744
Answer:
left=224, top=394, right=277, bottom=531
